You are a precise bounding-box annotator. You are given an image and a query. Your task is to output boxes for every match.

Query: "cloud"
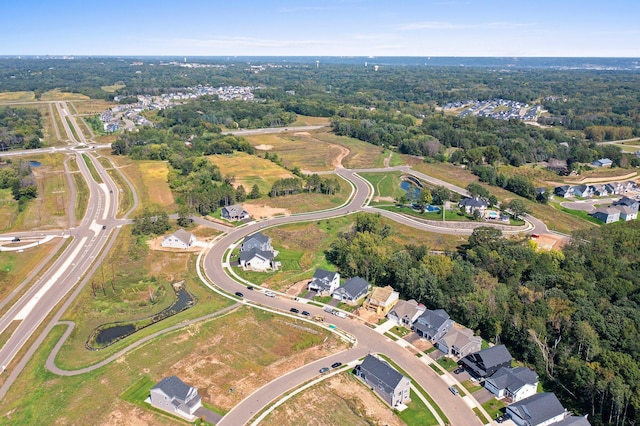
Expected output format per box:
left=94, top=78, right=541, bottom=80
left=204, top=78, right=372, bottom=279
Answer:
left=398, top=21, right=535, bottom=31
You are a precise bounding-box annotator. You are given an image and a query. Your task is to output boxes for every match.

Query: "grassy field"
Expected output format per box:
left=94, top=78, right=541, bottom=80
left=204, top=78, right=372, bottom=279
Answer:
left=40, top=89, right=90, bottom=101
left=110, top=156, right=175, bottom=213
left=0, top=91, right=36, bottom=102
left=208, top=152, right=294, bottom=194
left=100, top=84, right=126, bottom=93
left=290, top=115, right=331, bottom=126
left=245, top=182, right=351, bottom=215
left=71, top=99, right=116, bottom=115
left=243, top=132, right=346, bottom=172
left=309, top=130, right=390, bottom=169
left=1, top=297, right=345, bottom=424
left=359, top=171, right=406, bottom=200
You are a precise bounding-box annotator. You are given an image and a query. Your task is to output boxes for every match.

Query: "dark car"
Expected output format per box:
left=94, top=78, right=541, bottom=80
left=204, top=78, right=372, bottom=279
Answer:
left=289, top=308, right=300, bottom=314
left=454, top=367, right=464, bottom=374
left=102, top=225, right=107, bottom=230
left=319, top=367, right=330, bottom=374
left=11, top=237, right=20, bottom=242
left=247, top=286, right=254, bottom=290
left=496, top=414, right=510, bottom=423
left=301, top=310, right=311, bottom=316
left=331, top=362, right=342, bottom=369
left=235, top=291, right=244, bottom=298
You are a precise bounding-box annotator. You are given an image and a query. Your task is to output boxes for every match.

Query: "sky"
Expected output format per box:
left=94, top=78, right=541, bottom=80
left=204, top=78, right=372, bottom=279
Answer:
left=1, top=0, right=639, bottom=57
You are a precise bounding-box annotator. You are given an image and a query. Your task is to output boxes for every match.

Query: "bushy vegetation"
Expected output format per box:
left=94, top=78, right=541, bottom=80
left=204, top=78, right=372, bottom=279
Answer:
left=0, top=106, right=43, bottom=150
left=0, top=160, right=38, bottom=204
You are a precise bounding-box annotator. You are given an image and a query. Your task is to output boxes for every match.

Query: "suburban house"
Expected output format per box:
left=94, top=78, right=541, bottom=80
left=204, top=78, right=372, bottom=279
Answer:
left=221, top=204, right=249, bottom=221
left=161, top=229, right=196, bottom=249
left=149, top=376, right=202, bottom=420
left=241, top=232, right=272, bottom=252
left=605, top=182, right=622, bottom=195
left=591, top=207, right=620, bottom=224
left=591, top=158, right=613, bottom=167
left=413, top=309, right=453, bottom=342
left=572, top=184, right=592, bottom=198
left=332, top=277, right=371, bottom=304
left=364, top=285, right=399, bottom=315
left=589, top=184, right=608, bottom=197
left=616, top=205, right=638, bottom=221
left=436, top=325, right=481, bottom=358
left=354, top=354, right=411, bottom=407
left=387, top=299, right=425, bottom=327
left=554, top=185, right=573, bottom=198
left=307, top=269, right=341, bottom=295
left=506, top=393, right=567, bottom=426
left=460, top=345, right=513, bottom=378
left=553, top=416, right=591, bottom=426
left=484, top=366, right=539, bottom=403
left=459, top=197, right=489, bottom=215
left=613, top=196, right=639, bottom=212
left=239, top=248, right=276, bottom=271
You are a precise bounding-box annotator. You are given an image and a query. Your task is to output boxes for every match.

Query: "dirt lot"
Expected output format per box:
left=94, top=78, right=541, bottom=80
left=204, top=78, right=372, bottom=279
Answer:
left=533, top=233, right=567, bottom=250
left=261, top=373, right=404, bottom=426
left=243, top=204, right=291, bottom=219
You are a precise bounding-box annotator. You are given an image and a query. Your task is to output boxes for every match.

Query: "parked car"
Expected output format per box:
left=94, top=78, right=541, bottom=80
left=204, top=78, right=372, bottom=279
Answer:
left=496, top=414, right=510, bottom=423
left=331, top=362, right=343, bottom=369
left=289, top=308, right=299, bottom=314
left=234, top=292, right=244, bottom=298
left=448, top=386, right=459, bottom=396
left=454, top=367, right=464, bottom=374
left=301, top=310, right=311, bottom=316
left=319, top=367, right=330, bottom=374
left=265, top=291, right=276, bottom=297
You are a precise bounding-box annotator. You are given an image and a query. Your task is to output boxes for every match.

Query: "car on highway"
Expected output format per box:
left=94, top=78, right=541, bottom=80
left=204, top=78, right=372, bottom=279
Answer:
left=235, top=292, right=244, bottom=298
left=289, top=308, right=299, bottom=314
left=448, top=386, right=459, bottom=396
left=301, top=310, right=310, bottom=316
left=265, top=291, right=276, bottom=297
left=319, top=367, right=330, bottom=374
left=331, top=362, right=342, bottom=369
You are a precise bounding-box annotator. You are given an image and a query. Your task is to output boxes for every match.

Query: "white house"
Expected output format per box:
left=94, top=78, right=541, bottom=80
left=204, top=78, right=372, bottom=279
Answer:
left=484, top=366, right=538, bottom=403
left=161, top=229, right=196, bottom=249
left=387, top=299, right=425, bottom=327
left=307, top=269, right=340, bottom=295
left=239, top=249, right=276, bottom=271
left=149, top=376, right=202, bottom=421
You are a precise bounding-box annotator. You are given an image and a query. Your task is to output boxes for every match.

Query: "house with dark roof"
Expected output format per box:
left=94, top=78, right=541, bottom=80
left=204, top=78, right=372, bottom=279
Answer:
left=615, top=205, right=637, bottom=221
left=387, top=299, right=425, bottom=327
left=591, top=207, right=620, bottom=224
left=506, top=392, right=567, bottom=426
left=484, top=366, right=538, bottom=402
left=239, top=248, right=277, bottom=271
left=613, top=196, right=639, bottom=212
left=221, top=204, right=249, bottom=221
left=572, top=184, right=592, bottom=198
left=332, top=277, right=370, bottom=304
left=459, top=197, right=489, bottom=215
left=460, top=345, right=512, bottom=378
left=413, top=309, right=453, bottom=342
left=605, top=182, right=623, bottom=195
left=149, top=376, right=202, bottom=420
left=552, top=416, right=591, bottom=426
left=589, top=184, right=608, bottom=197
left=554, top=185, right=573, bottom=198
left=307, top=269, right=340, bottom=295
left=436, top=325, right=481, bottom=358
left=241, top=232, right=272, bottom=252
left=161, top=229, right=196, bottom=249
left=354, top=354, right=411, bottom=407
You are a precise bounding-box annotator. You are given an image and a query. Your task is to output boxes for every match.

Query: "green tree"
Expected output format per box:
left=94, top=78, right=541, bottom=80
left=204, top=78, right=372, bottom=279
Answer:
left=508, top=199, right=528, bottom=220
left=249, top=184, right=261, bottom=199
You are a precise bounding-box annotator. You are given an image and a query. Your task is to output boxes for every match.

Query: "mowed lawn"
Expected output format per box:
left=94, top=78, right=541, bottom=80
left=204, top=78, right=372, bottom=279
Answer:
left=209, top=152, right=294, bottom=194
left=110, top=156, right=175, bottom=212
left=243, top=132, right=344, bottom=172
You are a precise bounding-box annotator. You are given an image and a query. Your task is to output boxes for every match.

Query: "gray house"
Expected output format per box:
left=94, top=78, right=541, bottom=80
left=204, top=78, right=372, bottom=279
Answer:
left=332, top=277, right=370, bottom=304
left=387, top=299, right=426, bottom=327
left=241, top=232, right=273, bottom=252
left=459, top=197, right=489, bottom=215
left=413, top=309, right=453, bottom=342
left=221, top=204, right=249, bottom=221
left=554, top=185, right=573, bottom=198
left=149, top=376, right=202, bottom=420
left=354, top=354, right=411, bottom=407
left=613, top=196, right=639, bottom=212
left=484, top=366, right=538, bottom=403
left=506, top=392, right=567, bottom=426
left=307, top=269, right=341, bottom=295
left=460, top=345, right=513, bottom=378
left=591, top=207, right=620, bottom=224
left=436, top=326, right=481, bottom=358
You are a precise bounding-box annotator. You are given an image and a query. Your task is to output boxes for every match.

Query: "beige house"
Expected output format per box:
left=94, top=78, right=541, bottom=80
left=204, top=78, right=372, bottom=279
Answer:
left=161, top=229, right=196, bottom=249
left=364, top=285, right=399, bottom=315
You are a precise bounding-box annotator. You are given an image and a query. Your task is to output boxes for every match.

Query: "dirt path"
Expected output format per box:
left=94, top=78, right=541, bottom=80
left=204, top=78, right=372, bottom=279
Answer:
left=383, top=151, right=393, bottom=167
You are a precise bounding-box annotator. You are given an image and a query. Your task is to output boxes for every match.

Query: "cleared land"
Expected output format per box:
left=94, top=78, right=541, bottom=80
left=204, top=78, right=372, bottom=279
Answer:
left=40, top=90, right=90, bottom=101
left=0, top=91, right=37, bottom=102
left=109, top=157, right=175, bottom=212
left=309, top=130, right=392, bottom=169
left=208, top=151, right=294, bottom=195
left=261, top=373, right=405, bottom=426
left=70, top=99, right=116, bottom=115
left=290, top=115, right=331, bottom=126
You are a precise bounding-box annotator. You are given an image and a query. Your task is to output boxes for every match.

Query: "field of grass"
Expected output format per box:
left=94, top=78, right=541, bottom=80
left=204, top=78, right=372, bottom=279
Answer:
left=550, top=201, right=603, bottom=225
left=208, top=152, right=294, bottom=194
left=244, top=182, right=351, bottom=215
left=290, top=115, right=331, bottom=126
left=110, top=156, right=174, bottom=213
left=40, top=89, right=90, bottom=101
left=71, top=99, right=116, bottom=115
left=2, top=295, right=344, bottom=425
left=243, top=132, right=345, bottom=172
left=359, top=171, right=405, bottom=200
left=310, top=130, right=389, bottom=169
left=100, top=84, right=126, bottom=93
left=0, top=91, right=36, bottom=102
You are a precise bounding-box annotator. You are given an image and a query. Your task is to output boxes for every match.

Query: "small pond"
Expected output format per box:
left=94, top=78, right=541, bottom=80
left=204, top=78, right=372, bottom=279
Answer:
left=88, top=287, right=196, bottom=349
left=400, top=180, right=420, bottom=200
left=29, top=161, right=42, bottom=167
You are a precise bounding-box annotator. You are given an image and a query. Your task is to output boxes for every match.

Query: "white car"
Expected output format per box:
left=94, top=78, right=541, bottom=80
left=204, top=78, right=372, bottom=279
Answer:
left=265, top=291, right=276, bottom=297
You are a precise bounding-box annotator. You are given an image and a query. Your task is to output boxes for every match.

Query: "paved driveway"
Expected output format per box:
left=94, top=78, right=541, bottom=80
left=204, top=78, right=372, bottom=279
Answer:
left=194, top=406, right=222, bottom=424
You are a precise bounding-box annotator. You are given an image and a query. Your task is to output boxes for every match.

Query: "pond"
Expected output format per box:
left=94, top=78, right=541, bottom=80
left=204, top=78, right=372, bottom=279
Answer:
left=29, top=161, right=42, bottom=167
left=400, top=180, right=420, bottom=200
left=88, top=287, right=196, bottom=349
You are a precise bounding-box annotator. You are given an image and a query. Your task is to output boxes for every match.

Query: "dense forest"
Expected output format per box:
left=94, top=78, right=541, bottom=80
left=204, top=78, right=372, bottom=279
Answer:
left=0, top=106, right=43, bottom=150
left=328, top=213, right=640, bottom=425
